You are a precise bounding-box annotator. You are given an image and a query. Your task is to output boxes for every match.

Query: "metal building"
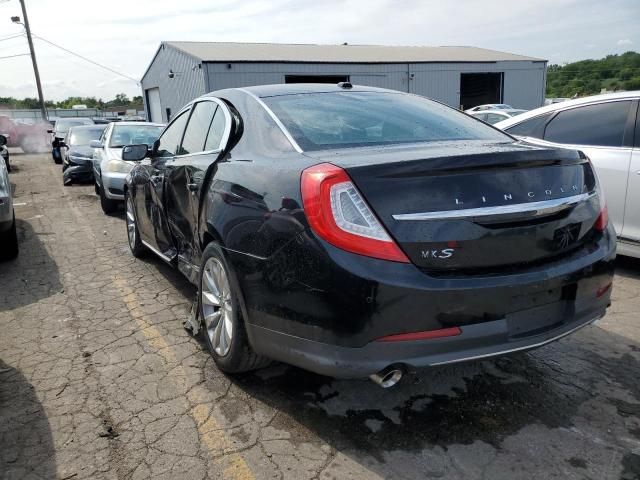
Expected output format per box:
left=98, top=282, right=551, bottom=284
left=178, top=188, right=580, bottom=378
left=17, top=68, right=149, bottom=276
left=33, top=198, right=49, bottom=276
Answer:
left=140, top=42, right=547, bottom=123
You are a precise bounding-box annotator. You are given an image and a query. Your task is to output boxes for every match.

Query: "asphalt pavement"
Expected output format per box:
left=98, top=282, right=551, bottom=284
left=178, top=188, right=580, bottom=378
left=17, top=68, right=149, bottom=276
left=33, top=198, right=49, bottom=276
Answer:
left=1, top=150, right=639, bottom=480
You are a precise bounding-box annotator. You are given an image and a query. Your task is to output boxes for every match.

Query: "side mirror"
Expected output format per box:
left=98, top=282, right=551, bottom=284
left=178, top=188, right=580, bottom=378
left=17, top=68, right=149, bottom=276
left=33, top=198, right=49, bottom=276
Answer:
left=47, top=129, right=53, bottom=134
left=122, top=144, right=148, bottom=161
left=152, top=138, right=160, bottom=157
left=0, top=134, right=6, bottom=146
left=89, top=140, right=103, bottom=149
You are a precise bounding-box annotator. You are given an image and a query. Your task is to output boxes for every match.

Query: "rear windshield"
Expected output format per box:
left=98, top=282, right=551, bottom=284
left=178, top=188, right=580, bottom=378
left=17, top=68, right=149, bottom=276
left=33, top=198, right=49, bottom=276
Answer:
left=263, top=92, right=510, bottom=151
left=69, top=127, right=105, bottom=145
left=55, top=118, right=94, bottom=133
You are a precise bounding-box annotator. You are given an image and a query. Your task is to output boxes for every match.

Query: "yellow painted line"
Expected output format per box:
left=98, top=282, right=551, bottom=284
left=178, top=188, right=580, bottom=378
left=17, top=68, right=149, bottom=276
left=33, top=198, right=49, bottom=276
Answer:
left=113, top=277, right=255, bottom=480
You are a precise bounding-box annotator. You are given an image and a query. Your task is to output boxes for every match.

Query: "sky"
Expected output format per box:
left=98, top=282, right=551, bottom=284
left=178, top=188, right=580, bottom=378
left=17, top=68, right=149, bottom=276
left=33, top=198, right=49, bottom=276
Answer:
left=0, top=0, right=638, bottom=101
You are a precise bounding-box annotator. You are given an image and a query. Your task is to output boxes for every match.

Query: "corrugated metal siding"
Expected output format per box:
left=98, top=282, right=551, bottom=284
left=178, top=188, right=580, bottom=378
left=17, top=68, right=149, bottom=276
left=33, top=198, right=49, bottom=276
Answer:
left=204, top=61, right=545, bottom=109
left=140, top=44, right=206, bottom=122
left=409, top=61, right=546, bottom=109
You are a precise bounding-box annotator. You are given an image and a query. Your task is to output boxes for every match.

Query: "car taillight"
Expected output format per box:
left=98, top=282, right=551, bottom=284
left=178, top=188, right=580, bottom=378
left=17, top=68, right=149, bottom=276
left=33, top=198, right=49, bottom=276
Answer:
left=594, top=205, right=608, bottom=231
left=301, top=163, right=409, bottom=263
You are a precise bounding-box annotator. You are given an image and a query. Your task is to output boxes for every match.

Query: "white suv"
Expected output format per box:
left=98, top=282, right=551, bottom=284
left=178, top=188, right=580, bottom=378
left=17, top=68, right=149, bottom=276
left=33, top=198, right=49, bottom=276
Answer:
left=496, top=91, right=640, bottom=258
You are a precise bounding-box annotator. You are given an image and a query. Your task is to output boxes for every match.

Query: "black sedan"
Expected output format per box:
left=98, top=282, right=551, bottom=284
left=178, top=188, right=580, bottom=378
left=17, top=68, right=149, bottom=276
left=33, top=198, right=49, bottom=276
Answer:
left=123, top=83, right=615, bottom=386
left=62, top=124, right=106, bottom=185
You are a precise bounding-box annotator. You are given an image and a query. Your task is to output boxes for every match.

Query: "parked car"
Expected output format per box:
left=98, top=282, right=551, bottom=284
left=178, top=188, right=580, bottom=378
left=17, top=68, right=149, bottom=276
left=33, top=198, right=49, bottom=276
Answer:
left=122, top=83, right=615, bottom=386
left=0, top=135, right=18, bottom=260
left=1, top=140, right=9, bottom=172
left=92, top=122, right=164, bottom=213
left=62, top=125, right=107, bottom=186
left=48, top=118, right=94, bottom=164
left=465, top=103, right=514, bottom=113
left=469, top=109, right=527, bottom=125
left=495, top=91, right=640, bottom=258
left=0, top=115, right=49, bottom=153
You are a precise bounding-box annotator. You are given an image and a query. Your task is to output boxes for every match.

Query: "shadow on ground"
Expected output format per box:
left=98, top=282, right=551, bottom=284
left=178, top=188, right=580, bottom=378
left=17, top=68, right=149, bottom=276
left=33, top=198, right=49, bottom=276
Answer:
left=0, top=359, right=57, bottom=479
left=0, top=219, right=62, bottom=312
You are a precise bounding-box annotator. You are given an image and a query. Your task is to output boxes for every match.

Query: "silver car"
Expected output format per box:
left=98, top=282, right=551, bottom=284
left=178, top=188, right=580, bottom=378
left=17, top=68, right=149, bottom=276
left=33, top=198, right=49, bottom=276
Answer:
left=469, top=109, right=527, bottom=125
left=91, top=122, right=164, bottom=214
left=0, top=134, right=18, bottom=260
left=496, top=91, right=640, bottom=258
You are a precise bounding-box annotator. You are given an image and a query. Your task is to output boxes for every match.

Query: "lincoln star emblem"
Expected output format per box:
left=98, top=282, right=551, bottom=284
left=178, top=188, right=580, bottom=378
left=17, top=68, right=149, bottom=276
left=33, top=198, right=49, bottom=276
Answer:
left=553, top=224, right=580, bottom=249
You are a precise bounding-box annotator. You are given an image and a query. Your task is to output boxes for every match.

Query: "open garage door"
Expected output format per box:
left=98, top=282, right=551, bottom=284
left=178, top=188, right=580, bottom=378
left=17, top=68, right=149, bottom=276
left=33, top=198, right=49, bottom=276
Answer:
left=146, top=88, right=162, bottom=123
left=460, top=73, right=503, bottom=110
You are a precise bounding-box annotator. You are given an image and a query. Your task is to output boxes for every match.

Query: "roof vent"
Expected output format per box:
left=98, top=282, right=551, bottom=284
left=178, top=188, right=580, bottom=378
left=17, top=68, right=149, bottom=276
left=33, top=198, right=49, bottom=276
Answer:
left=338, top=81, right=353, bottom=89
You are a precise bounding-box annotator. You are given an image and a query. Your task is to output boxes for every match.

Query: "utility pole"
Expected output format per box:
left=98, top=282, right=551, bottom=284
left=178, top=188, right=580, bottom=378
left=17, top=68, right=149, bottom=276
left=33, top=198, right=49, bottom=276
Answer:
left=14, top=0, right=47, bottom=121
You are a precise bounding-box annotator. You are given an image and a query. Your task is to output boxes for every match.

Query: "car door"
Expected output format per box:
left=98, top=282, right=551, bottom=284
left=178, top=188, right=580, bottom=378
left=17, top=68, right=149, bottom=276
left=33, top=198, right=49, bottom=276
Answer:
left=166, top=99, right=231, bottom=271
left=621, top=101, right=640, bottom=241
left=137, top=109, right=191, bottom=259
left=538, top=99, right=636, bottom=235
left=92, top=124, right=111, bottom=187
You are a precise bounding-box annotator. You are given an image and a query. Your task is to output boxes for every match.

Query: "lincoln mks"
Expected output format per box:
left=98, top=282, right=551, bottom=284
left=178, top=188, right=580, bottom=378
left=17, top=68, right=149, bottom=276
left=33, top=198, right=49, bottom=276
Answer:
left=123, top=84, right=615, bottom=386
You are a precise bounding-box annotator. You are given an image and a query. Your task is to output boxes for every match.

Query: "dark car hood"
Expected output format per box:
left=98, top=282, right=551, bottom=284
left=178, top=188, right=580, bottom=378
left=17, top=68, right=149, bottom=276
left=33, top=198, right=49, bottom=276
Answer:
left=68, top=145, right=95, bottom=158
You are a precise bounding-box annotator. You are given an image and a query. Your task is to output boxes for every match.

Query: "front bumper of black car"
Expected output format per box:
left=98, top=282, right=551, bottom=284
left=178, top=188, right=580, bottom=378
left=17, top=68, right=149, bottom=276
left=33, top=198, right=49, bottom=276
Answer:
left=63, top=158, right=94, bottom=182
left=237, top=224, right=616, bottom=378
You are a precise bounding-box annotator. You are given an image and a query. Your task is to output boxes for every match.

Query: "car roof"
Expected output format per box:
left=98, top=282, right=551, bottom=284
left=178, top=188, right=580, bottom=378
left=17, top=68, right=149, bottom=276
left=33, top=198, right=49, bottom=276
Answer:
left=207, top=83, right=399, bottom=99
left=496, top=90, right=640, bottom=129
left=69, top=124, right=105, bottom=131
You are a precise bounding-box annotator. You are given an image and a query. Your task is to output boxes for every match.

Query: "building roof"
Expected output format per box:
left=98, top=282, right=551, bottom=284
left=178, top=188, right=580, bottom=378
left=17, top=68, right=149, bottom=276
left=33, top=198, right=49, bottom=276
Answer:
left=164, top=42, right=545, bottom=64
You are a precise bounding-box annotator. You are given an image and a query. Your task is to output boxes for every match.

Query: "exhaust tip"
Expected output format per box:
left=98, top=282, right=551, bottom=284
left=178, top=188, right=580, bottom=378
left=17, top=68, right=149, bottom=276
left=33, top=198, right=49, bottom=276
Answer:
left=370, top=366, right=404, bottom=388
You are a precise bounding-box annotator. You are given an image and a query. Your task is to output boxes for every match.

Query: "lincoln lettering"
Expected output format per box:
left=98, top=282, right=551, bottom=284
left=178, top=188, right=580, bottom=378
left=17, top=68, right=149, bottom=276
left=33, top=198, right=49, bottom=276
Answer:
left=455, top=184, right=582, bottom=205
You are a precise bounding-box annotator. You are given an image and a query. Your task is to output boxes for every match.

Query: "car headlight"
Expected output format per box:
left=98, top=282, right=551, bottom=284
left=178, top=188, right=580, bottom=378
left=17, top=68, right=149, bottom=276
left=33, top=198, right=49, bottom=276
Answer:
left=106, top=159, right=133, bottom=174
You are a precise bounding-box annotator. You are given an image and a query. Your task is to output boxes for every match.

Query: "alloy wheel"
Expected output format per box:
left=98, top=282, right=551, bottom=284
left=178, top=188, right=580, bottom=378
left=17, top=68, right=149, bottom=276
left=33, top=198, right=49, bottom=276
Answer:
left=201, top=257, right=234, bottom=356
left=126, top=197, right=136, bottom=249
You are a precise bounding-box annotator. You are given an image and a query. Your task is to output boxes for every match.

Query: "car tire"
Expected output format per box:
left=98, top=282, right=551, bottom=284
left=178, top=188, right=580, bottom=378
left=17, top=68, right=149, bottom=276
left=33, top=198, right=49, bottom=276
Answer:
left=99, top=183, right=118, bottom=214
left=125, top=191, right=145, bottom=258
left=199, top=242, right=270, bottom=373
left=0, top=213, right=19, bottom=261
left=4, top=156, right=10, bottom=173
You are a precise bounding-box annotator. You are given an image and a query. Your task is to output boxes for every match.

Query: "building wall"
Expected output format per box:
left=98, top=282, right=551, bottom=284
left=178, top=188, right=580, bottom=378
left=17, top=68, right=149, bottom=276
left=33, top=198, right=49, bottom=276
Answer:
left=204, top=60, right=546, bottom=110
left=141, top=44, right=207, bottom=123
left=142, top=54, right=547, bottom=117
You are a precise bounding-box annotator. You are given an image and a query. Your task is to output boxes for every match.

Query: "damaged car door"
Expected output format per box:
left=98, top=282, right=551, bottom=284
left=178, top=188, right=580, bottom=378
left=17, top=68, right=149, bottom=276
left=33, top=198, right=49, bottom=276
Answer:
left=137, top=109, right=190, bottom=260
left=165, top=99, right=231, bottom=281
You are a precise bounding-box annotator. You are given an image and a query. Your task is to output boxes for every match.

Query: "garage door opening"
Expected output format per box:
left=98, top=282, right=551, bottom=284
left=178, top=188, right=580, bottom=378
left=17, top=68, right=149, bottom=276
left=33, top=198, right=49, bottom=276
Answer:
left=285, top=75, right=349, bottom=84
left=460, top=73, right=503, bottom=110
left=145, top=88, right=162, bottom=123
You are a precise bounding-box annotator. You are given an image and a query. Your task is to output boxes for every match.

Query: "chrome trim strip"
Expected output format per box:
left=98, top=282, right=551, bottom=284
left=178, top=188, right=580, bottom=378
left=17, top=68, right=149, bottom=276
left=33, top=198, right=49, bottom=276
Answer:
left=141, top=239, right=174, bottom=263
left=430, top=313, right=602, bottom=367
left=237, top=88, right=304, bottom=153
left=392, top=192, right=595, bottom=221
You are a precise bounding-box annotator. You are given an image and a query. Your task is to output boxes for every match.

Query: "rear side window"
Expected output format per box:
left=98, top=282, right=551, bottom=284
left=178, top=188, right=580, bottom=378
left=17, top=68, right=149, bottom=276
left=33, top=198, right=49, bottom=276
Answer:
left=204, top=108, right=227, bottom=151
left=263, top=91, right=509, bottom=151
left=156, top=111, right=189, bottom=157
left=543, top=101, right=632, bottom=147
left=180, top=101, right=218, bottom=155
left=505, top=113, right=553, bottom=138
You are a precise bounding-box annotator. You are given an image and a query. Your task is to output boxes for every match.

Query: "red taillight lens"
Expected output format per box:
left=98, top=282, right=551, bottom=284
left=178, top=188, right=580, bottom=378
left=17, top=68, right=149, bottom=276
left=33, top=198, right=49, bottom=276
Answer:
left=301, top=163, right=410, bottom=263
left=376, top=327, right=462, bottom=342
left=594, top=205, right=608, bottom=231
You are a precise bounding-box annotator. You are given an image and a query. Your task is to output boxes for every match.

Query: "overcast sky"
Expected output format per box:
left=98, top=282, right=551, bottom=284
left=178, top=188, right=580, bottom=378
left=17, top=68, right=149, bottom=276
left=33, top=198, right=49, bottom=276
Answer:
left=0, top=0, right=637, bottom=101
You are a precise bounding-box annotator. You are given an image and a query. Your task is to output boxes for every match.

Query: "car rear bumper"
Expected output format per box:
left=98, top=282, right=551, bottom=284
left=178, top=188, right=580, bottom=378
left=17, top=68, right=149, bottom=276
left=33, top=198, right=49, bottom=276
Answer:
left=238, top=225, right=616, bottom=378
left=247, top=307, right=605, bottom=378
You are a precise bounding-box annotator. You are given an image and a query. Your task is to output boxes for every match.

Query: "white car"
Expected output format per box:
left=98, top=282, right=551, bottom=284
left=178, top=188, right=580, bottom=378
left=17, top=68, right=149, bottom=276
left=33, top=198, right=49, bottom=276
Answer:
left=91, top=122, right=165, bottom=214
left=464, top=103, right=514, bottom=113
left=469, top=109, right=527, bottom=125
left=495, top=91, right=640, bottom=258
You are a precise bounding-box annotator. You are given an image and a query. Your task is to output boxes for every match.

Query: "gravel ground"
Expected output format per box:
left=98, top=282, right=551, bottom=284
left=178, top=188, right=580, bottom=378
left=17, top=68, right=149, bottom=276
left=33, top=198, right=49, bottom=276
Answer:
left=1, top=150, right=639, bottom=480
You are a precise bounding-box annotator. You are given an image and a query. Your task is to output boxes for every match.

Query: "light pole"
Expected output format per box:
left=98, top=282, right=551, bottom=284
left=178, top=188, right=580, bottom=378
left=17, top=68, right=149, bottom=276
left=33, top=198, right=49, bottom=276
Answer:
left=12, top=0, right=47, bottom=121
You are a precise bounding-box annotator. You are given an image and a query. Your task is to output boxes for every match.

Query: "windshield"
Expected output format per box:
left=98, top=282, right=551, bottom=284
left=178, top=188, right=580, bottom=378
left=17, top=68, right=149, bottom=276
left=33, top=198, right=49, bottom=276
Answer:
left=109, top=125, right=164, bottom=148
left=55, top=118, right=94, bottom=133
left=264, top=91, right=510, bottom=151
left=69, top=127, right=105, bottom=145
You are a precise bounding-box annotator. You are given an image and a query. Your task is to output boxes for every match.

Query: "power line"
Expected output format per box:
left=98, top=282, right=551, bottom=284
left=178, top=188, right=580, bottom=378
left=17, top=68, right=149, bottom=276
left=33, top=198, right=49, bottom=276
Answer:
left=31, top=33, right=140, bottom=84
left=0, top=52, right=30, bottom=60
left=0, top=33, right=24, bottom=42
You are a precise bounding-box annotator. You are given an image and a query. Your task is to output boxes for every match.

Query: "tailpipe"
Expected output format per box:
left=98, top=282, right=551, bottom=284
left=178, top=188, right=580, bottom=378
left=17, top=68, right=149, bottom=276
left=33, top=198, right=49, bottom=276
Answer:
left=369, top=366, right=404, bottom=388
